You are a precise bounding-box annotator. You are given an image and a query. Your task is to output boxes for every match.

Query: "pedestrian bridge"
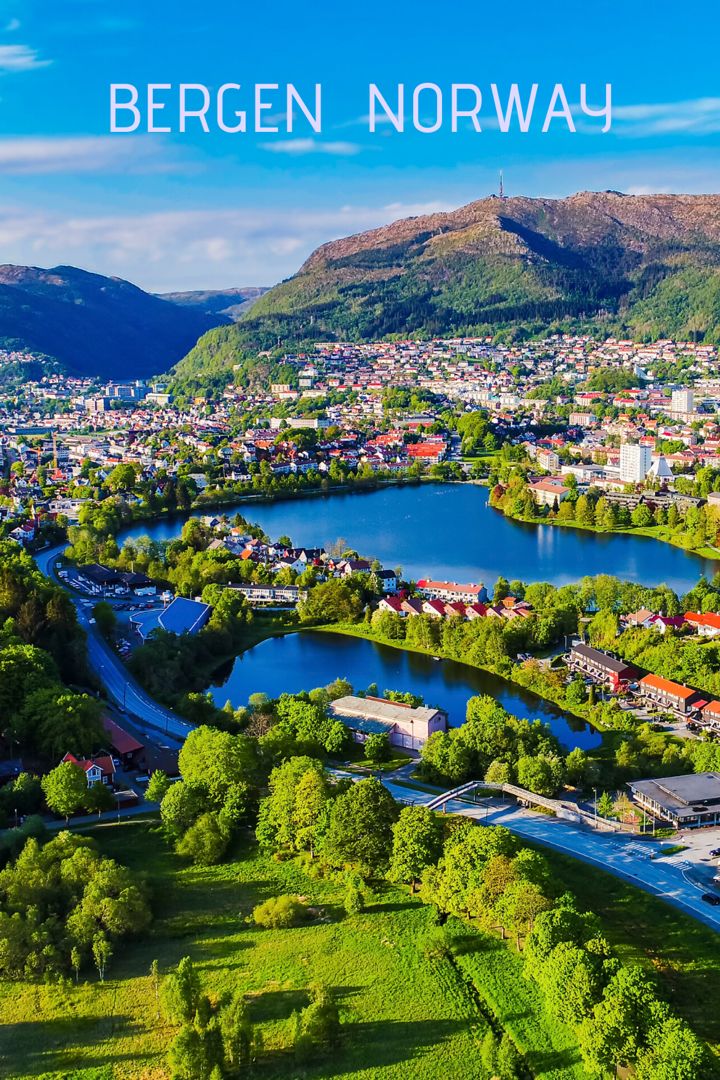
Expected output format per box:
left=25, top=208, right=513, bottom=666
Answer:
left=424, top=780, right=621, bottom=832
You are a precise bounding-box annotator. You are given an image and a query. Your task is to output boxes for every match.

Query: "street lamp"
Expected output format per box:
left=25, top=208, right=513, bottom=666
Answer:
left=593, top=787, right=598, bottom=826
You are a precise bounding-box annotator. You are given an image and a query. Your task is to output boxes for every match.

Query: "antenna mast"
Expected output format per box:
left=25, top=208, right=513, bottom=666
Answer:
left=499, top=170, right=505, bottom=199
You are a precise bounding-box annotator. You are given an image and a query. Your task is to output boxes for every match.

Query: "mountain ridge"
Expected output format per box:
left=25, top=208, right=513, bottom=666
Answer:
left=0, top=263, right=231, bottom=380
left=172, top=190, right=720, bottom=391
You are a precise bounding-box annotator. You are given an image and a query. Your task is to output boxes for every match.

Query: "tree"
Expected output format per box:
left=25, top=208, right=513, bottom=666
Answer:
left=160, top=781, right=209, bottom=840
left=634, top=1015, right=709, bottom=1079
left=516, top=755, right=564, bottom=797
left=565, top=678, right=587, bottom=707
left=322, top=778, right=398, bottom=875
left=84, top=782, right=115, bottom=816
left=92, top=932, right=112, bottom=982
left=364, top=732, right=391, bottom=763
left=178, top=727, right=259, bottom=810
left=298, top=579, right=363, bottom=623
left=389, top=806, right=443, bottom=891
left=41, top=761, right=88, bottom=819
left=256, top=757, right=328, bottom=854
left=70, top=945, right=82, bottom=984
left=220, top=990, right=254, bottom=1069
left=596, top=791, right=615, bottom=818
left=20, top=688, right=104, bottom=761
left=176, top=812, right=229, bottom=866
left=161, top=956, right=202, bottom=1024
left=92, top=601, right=117, bottom=639
left=146, top=770, right=172, bottom=803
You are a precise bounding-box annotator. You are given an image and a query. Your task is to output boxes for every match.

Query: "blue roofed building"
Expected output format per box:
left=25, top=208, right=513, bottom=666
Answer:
left=130, top=597, right=211, bottom=641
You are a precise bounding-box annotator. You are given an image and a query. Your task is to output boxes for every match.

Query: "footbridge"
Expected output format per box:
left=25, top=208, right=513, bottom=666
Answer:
left=425, top=780, right=621, bottom=832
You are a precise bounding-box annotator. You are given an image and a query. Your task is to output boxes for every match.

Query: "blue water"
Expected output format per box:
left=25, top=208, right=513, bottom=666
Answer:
left=119, top=484, right=716, bottom=593
left=208, top=630, right=601, bottom=751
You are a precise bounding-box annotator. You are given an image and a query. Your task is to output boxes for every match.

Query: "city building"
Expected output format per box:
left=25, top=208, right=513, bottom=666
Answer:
left=627, top=772, right=720, bottom=828
left=528, top=478, right=570, bottom=507
left=638, top=673, right=698, bottom=714
left=670, top=388, right=694, bottom=415
left=327, top=695, right=447, bottom=751
left=619, top=443, right=652, bottom=483
left=568, top=643, right=636, bottom=691
left=416, top=579, right=488, bottom=603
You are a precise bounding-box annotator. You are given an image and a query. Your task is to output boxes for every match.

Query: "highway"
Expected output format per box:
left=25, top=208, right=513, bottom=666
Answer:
left=34, top=543, right=193, bottom=743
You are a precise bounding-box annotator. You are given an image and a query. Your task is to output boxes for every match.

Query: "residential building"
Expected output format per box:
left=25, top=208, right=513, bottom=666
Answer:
left=327, top=695, right=447, bottom=751
left=528, top=478, right=570, bottom=507
left=416, top=579, right=488, bottom=603
left=638, top=673, right=698, bottom=714
left=61, top=752, right=115, bottom=787
left=670, top=388, right=694, bottom=415
left=619, top=443, right=652, bottom=483
left=685, top=612, right=720, bottom=638
left=568, top=643, right=636, bottom=691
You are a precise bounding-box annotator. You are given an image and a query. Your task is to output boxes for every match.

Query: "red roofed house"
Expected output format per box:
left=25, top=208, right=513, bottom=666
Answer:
left=378, top=596, right=404, bottom=616
left=406, top=442, right=447, bottom=462
left=639, top=674, right=698, bottom=715
left=685, top=612, right=720, bottom=639
left=528, top=478, right=570, bottom=508
left=416, top=579, right=488, bottom=603
left=701, top=700, right=720, bottom=730
left=422, top=598, right=447, bottom=618
left=62, top=752, right=115, bottom=787
left=102, top=716, right=143, bottom=766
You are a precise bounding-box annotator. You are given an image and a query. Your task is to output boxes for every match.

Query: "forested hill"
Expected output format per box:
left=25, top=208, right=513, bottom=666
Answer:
left=0, top=264, right=230, bottom=380
left=171, top=191, right=720, bottom=390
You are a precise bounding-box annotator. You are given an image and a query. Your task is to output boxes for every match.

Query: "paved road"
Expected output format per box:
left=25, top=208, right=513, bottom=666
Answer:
left=380, top=774, right=720, bottom=932
left=34, top=543, right=192, bottom=743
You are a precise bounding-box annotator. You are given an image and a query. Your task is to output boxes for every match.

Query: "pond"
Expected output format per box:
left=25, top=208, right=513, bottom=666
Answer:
left=208, top=630, right=602, bottom=751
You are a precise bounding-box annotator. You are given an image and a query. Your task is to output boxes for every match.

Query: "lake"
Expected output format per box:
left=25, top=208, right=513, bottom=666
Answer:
left=120, top=483, right=717, bottom=593
left=208, top=630, right=602, bottom=751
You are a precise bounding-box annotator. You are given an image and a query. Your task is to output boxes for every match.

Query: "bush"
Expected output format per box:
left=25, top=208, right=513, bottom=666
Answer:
left=252, top=894, right=308, bottom=929
left=176, top=812, right=229, bottom=866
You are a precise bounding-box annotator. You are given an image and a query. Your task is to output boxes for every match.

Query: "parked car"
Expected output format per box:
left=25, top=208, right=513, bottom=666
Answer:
left=701, top=893, right=720, bottom=906
left=709, top=848, right=720, bottom=858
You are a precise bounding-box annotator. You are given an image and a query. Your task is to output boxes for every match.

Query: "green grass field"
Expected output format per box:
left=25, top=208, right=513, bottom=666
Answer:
left=0, top=819, right=592, bottom=1080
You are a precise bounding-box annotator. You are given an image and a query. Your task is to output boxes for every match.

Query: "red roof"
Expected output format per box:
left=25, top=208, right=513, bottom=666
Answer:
left=685, top=612, right=720, bottom=630
left=103, top=716, right=143, bottom=755
left=639, top=673, right=696, bottom=700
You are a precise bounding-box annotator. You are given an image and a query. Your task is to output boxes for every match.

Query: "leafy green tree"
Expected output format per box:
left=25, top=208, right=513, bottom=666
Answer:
left=146, top=770, right=172, bottom=803
left=92, top=932, right=112, bottom=982
left=41, top=761, right=88, bottom=819
left=389, top=806, right=443, bottom=891
left=220, top=989, right=254, bottom=1070
left=161, top=956, right=202, bottom=1024
left=84, top=782, right=115, bottom=816
left=322, top=778, right=398, bottom=875
left=516, top=755, right=564, bottom=797
left=298, top=579, right=363, bottom=623
left=364, top=731, right=391, bottom=763
left=176, top=812, right=229, bottom=866
left=92, top=601, right=117, bottom=639
left=20, top=688, right=104, bottom=761
left=634, top=1015, right=709, bottom=1079
left=160, top=782, right=207, bottom=840
left=178, top=726, right=260, bottom=810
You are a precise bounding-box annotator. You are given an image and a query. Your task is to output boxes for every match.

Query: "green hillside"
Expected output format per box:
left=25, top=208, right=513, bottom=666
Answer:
left=171, top=191, right=720, bottom=391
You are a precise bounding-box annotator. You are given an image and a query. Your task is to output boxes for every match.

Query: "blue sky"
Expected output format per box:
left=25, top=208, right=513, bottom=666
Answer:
left=0, top=0, right=719, bottom=290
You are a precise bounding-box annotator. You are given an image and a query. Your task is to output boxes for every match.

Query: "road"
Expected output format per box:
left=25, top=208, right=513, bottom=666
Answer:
left=34, top=543, right=192, bottom=743
left=379, top=774, right=720, bottom=932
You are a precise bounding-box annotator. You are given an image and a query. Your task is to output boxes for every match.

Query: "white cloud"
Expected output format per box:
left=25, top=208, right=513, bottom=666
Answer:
left=0, top=135, right=179, bottom=173
left=261, top=138, right=363, bottom=156
left=613, top=97, right=720, bottom=136
left=0, top=200, right=454, bottom=291
left=0, top=43, right=49, bottom=72
left=4, top=18, right=21, bottom=32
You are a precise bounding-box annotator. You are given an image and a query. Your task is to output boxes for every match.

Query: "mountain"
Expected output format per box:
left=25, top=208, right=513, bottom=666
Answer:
left=0, top=264, right=231, bottom=380
left=159, top=287, right=269, bottom=321
left=172, top=191, right=720, bottom=389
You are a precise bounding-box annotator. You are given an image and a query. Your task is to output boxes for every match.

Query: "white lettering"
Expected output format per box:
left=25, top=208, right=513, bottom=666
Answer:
left=147, top=84, right=171, bottom=133
left=255, top=84, right=279, bottom=133
left=451, top=84, right=482, bottom=132
left=217, top=83, right=246, bottom=133
left=542, top=83, right=576, bottom=132
left=491, top=83, right=538, bottom=133
left=179, top=84, right=210, bottom=133
left=369, top=84, right=404, bottom=132
left=110, top=84, right=140, bottom=132
left=287, top=84, right=321, bottom=133
left=580, top=83, right=612, bottom=132
left=413, top=83, right=442, bottom=133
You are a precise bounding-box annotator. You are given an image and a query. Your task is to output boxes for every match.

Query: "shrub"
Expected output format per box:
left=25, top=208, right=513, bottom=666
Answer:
left=252, top=894, right=308, bottom=929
